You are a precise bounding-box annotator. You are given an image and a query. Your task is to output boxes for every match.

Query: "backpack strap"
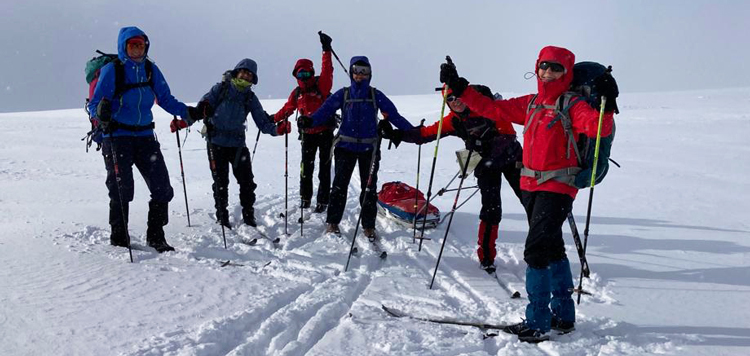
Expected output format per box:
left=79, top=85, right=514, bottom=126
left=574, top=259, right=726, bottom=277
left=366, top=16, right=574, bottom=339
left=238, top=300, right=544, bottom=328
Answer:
left=521, top=92, right=585, bottom=188
left=113, top=59, right=154, bottom=101
left=330, top=87, right=380, bottom=161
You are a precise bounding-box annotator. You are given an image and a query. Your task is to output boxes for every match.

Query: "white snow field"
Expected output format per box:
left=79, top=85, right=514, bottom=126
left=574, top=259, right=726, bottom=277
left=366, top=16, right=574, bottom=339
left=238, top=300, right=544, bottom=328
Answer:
left=1, top=88, right=749, bottom=356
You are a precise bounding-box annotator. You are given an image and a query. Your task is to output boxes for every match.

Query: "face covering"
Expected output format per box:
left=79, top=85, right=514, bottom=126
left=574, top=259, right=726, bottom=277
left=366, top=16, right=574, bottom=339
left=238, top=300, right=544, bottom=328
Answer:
left=231, top=77, right=252, bottom=91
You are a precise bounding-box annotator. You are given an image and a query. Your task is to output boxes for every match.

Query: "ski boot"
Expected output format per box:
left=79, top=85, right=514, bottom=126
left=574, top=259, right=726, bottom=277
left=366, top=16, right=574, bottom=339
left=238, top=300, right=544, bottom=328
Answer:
left=326, top=223, right=341, bottom=235
left=313, top=203, right=327, bottom=213
left=503, top=322, right=550, bottom=343
left=364, top=228, right=378, bottom=242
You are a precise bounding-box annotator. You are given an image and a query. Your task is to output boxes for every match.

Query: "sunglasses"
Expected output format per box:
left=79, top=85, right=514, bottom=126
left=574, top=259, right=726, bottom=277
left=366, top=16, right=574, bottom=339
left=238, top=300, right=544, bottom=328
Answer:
left=351, top=64, right=371, bottom=76
left=296, top=70, right=313, bottom=79
left=126, top=42, right=146, bottom=50
left=539, top=61, right=566, bottom=73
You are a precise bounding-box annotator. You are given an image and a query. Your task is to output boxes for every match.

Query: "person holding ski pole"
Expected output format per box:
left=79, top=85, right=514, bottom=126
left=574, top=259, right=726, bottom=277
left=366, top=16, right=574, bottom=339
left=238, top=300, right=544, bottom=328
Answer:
left=439, top=46, right=617, bottom=343
left=380, top=84, right=523, bottom=274
left=88, top=26, right=204, bottom=253
left=296, top=56, right=414, bottom=239
left=171, top=58, right=291, bottom=229
left=271, top=31, right=337, bottom=214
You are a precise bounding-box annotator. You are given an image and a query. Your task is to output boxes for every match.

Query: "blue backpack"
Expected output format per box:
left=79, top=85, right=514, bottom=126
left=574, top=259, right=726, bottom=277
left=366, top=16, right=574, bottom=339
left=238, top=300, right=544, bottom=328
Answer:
left=525, top=62, right=618, bottom=189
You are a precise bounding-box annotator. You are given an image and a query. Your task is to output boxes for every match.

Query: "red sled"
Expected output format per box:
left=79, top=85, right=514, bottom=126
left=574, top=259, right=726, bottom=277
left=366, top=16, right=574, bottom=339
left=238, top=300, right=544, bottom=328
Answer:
left=377, top=181, right=440, bottom=229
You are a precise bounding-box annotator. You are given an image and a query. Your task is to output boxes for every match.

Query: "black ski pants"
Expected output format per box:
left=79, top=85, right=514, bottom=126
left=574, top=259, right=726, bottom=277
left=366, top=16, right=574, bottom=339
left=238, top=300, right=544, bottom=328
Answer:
left=521, top=190, right=574, bottom=268
left=103, top=136, right=174, bottom=228
left=475, top=157, right=523, bottom=225
left=300, top=130, right=333, bottom=206
left=327, top=147, right=380, bottom=229
left=206, top=143, right=256, bottom=218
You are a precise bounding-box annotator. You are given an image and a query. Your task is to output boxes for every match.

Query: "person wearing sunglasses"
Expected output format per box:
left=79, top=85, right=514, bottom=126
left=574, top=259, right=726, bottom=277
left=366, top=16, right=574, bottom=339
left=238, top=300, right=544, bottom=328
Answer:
left=271, top=31, right=336, bottom=214
left=380, top=84, right=523, bottom=274
left=170, top=58, right=290, bottom=229
left=88, top=26, right=205, bottom=253
left=296, top=56, right=414, bottom=239
left=439, top=46, right=617, bottom=343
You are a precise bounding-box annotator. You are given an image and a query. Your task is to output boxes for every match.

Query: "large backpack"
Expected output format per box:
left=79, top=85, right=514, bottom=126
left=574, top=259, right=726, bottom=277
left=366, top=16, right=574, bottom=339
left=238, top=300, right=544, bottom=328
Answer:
left=83, top=50, right=154, bottom=151
left=524, top=62, right=618, bottom=189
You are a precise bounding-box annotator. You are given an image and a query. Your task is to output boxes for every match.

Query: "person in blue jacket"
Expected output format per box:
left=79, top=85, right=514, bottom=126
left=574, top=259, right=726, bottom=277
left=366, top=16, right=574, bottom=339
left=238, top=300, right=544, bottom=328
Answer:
left=88, top=26, right=203, bottom=252
left=297, top=56, right=414, bottom=238
left=171, top=59, right=291, bottom=228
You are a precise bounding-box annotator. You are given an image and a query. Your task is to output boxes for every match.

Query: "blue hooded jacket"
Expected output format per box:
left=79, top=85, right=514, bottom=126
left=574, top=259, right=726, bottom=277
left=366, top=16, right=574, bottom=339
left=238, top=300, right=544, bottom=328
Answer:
left=87, top=26, right=188, bottom=137
left=311, top=56, right=413, bottom=152
left=191, top=58, right=278, bottom=147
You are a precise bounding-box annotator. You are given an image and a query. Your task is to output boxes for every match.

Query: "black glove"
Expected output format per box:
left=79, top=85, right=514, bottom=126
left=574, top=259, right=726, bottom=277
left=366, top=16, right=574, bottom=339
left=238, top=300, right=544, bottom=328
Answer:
left=96, top=98, right=113, bottom=132
left=318, top=31, right=333, bottom=52
left=297, top=115, right=313, bottom=129
left=378, top=120, right=402, bottom=147
left=595, top=72, right=619, bottom=114
left=196, top=100, right=214, bottom=119
left=465, top=135, right=484, bottom=152
left=440, top=60, right=469, bottom=97
left=186, top=106, right=202, bottom=123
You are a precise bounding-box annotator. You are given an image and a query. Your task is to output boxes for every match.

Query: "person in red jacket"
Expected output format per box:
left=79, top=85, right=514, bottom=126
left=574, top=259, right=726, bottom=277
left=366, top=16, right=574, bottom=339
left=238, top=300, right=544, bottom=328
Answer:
left=440, top=46, right=617, bottom=343
left=381, top=84, right=523, bottom=273
left=272, top=32, right=336, bottom=213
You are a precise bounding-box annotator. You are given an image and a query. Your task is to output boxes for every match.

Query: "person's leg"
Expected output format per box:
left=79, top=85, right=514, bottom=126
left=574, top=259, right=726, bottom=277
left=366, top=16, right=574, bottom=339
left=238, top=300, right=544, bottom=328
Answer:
left=326, top=147, right=357, bottom=225
left=231, top=146, right=257, bottom=226
left=133, top=137, right=175, bottom=251
left=300, top=134, right=317, bottom=208
left=358, top=148, right=380, bottom=230
left=207, top=143, right=231, bottom=226
left=102, top=137, right=135, bottom=246
left=315, top=131, right=334, bottom=210
left=476, top=161, right=502, bottom=268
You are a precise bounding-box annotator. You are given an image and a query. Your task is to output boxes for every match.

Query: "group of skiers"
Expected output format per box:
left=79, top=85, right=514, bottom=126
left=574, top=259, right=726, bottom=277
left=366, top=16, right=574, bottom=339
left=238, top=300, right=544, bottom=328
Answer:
left=88, top=26, right=618, bottom=343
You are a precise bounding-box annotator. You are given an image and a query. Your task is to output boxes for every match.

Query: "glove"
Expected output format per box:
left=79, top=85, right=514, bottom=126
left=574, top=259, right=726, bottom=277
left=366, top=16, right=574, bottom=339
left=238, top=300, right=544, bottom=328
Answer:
left=439, top=61, right=469, bottom=97
left=170, top=118, right=188, bottom=133
left=276, top=120, right=292, bottom=135
left=186, top=106, right=203, bottom=123
left=96, top=98, right=113, bottom=132
left=297, top=115, right=313, bottom=129
left=378, top=120, right=402, bottom=147
left=318, top=31, right=333, bottom=52
left=594, top=72, right=619, bottom=113
left=196, top=100, right=214, bottom=119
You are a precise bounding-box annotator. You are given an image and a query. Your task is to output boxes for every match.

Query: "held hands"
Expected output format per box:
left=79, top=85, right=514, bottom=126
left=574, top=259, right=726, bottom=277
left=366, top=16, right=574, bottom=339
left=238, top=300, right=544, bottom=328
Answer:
left=318, top=31, right=333, bottom=52
left=276, top=120, right=292, bottom=135
left=170, top=118, right=188, bottom=133
left=297, top=115, right=313, bottom=129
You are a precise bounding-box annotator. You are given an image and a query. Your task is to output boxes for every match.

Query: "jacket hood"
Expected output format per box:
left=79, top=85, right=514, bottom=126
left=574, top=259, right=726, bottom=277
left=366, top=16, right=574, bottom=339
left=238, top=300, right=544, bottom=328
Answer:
left=293, top=58, right=316, bottom=89
left=535, top=46, right=575, bottom=101
left=349, top=55, right=371, bottom=88
left=233, top=58, right=259, bottom=84
left=117, top=26, right=150, bottom=64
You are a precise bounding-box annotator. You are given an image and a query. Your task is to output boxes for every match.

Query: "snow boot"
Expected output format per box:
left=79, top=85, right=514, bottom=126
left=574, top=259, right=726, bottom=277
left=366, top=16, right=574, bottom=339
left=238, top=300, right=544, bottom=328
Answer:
left=110, top=225, right=129, bottom=248
left=147, top=201, right=174, bottom=253
left=480, top=261, right=496, bottom=275
left=242, top=209, right=256, bottom=227
left=503, top=322, right=550, bottom=343
left=364, top=228, right=377, bottom=242
left=313, top=203, right=327, bottom=213
left=216, top=209, right=232, bottom=229
left=326, top=223, right=341, bottom=235
left=551, top=316, right=575, bottom=334
left=109, top=200, right=129, bottom=247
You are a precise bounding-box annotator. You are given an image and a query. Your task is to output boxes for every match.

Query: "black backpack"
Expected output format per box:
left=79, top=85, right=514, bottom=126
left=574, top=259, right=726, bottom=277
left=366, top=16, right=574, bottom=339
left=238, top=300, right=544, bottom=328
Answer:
left=525, top=62, right=619, bottom=188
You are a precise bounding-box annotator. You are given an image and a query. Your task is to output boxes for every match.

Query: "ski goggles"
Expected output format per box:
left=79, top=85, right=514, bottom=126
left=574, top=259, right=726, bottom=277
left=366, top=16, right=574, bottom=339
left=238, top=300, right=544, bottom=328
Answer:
left=351, top=64, right=371, bottom=76
left=538, top=61, right=566, bottom=73
left=446, top=95, right=459, bottom=103
left=295, top=70, right=314, bottom=79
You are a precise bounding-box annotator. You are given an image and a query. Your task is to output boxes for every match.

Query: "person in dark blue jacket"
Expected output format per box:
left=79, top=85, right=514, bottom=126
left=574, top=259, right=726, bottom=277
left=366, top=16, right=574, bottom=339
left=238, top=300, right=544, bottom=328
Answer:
left=297, top=56, right=414, bottom=238
left=171, top=59, right=291, bottom=228
left=87, top=26, right=202, bottom=252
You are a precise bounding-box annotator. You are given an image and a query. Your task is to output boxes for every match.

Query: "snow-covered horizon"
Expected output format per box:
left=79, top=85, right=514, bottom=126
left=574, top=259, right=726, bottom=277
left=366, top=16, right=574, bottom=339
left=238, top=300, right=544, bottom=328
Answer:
left=1, top=88, right=749, bottom=355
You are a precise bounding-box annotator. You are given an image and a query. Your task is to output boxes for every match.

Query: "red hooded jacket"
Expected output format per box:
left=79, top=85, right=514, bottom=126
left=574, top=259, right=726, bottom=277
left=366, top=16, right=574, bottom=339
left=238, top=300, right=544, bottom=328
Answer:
left=459, top=46, right=614, bottom=198
left=274, top=51, right=334, bottom=134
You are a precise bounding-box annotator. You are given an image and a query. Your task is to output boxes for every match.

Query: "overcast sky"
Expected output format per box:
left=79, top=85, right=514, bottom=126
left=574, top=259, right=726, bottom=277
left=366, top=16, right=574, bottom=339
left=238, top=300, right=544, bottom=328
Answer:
left=1, top=0, right=748, bottom=113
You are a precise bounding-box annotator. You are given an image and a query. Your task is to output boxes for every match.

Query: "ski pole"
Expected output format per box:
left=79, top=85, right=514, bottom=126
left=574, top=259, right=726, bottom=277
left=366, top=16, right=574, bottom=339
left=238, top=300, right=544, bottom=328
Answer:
left=344, top=136, right=382, bottom=272
left=412, top=170, right=461, bottom=233
left=109, top=138, right=134, bottom=263
left=437, top=187, right=480, bottom=224
left=297, top=111, right=304, bottom=237
left=207, top=141, right=227, bottom=249
left=576, top=96, right=607, bottom=304
left=250, top=130, right=261, bottom=163
left=418, top=56, right=452, bottom=251
left=173, top=115, right=191, bottom=227
left=412, top=119, right=425, bottom=244
left=284, top=114, right=290, bottom=236
left=429, top=147, right=475, bottom=289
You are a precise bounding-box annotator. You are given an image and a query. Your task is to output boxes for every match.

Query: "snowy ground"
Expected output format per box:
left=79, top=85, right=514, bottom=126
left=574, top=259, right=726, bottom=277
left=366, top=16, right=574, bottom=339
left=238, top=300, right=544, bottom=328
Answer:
left=1, top=88, right=749, bottom=356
